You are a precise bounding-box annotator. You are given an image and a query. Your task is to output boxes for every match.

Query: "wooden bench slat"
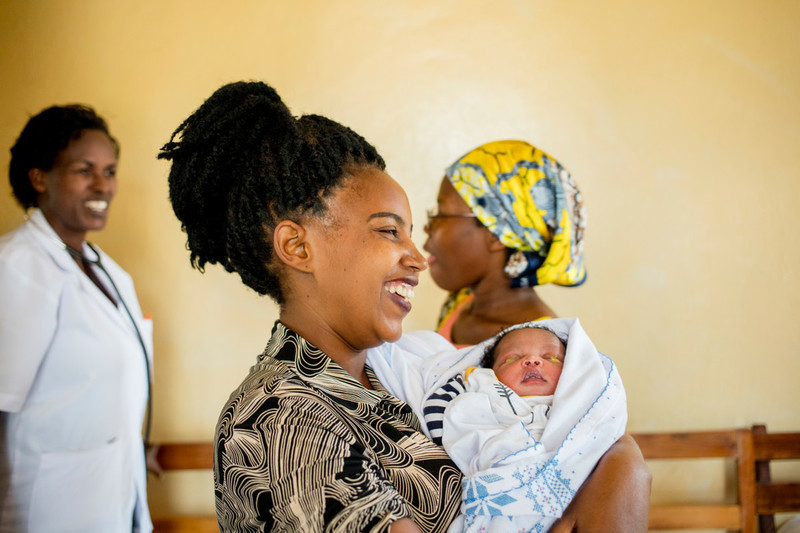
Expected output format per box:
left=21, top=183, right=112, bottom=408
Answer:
left=152, top=516, right=219, bottom=533
left=753, top=433, right=800, bottom=460
left=631, top=430, right=740, bottom=458
left=648, top=504, right=741, bottom=530
left=756, top=482, right=800, bottom=513
left=156, top=442, right=214, bottom=471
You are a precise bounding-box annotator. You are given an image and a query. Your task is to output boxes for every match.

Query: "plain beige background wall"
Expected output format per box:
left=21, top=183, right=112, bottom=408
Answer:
left=2, top=0, right=798, bottom=523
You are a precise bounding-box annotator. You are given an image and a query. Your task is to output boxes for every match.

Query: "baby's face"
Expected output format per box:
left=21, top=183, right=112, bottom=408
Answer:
left=491, top=328, right=565, bottom=397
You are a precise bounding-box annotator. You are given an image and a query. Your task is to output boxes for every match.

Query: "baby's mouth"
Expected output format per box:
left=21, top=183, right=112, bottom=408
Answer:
left=522, top=369, right=545, bottom=383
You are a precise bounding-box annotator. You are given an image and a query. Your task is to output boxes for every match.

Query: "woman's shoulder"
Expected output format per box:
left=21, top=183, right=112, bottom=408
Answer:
left=1, top=222, right=43, bottom=260
left=225, top=357, right=312, bottom=405
left=217, top=356, right=353, bottom=432
left=0, top=226, right=69, bottom=292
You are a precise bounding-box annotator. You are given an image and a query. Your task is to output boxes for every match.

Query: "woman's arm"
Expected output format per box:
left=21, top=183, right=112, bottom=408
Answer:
left=0, top=251, right=60, bottom=413
left=549, top=433, right=652, bottom=533
left=215, top=391, right=413, bottom=531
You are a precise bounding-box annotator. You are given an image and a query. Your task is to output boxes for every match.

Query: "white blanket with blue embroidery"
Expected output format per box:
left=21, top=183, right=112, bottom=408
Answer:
left=366, top=317, right=627, bottom=533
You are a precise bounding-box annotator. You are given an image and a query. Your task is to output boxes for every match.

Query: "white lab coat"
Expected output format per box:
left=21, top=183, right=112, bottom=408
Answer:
left=0, top=209, right=153, bottom=533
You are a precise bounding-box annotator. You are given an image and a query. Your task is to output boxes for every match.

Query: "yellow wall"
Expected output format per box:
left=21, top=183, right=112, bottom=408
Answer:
left=2, top=0, right=799, bottom=523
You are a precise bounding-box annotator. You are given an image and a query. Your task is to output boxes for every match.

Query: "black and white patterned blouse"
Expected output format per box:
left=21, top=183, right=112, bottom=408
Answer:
left=214, top=322, right=462, bottom=532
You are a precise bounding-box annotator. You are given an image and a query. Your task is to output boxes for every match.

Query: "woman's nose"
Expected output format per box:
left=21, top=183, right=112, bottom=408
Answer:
left=91, top=172, right=109, bottom=191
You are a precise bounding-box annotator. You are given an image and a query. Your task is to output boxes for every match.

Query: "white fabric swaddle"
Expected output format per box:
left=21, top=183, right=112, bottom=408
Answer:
left=432, top=367, right=554, bottom=474
left=367, top=317, right=627, bottom=533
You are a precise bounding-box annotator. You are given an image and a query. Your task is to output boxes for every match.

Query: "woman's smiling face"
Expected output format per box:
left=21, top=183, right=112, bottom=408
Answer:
left=304, top=166, right=427, bottom=351
left=32, top=129, right=118, bottom=249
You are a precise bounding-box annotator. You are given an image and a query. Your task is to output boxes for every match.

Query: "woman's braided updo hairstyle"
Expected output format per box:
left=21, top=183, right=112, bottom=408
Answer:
left=158, top=81, right=385, bottom=303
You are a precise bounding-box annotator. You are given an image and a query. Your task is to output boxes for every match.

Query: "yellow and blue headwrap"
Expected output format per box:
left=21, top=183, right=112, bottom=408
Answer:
left=445, top=140, right=586, bottom=288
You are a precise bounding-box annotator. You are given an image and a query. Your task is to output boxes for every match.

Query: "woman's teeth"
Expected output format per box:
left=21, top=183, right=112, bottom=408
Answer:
left=385, top=283, right=415, bottom=302
left=85, top=200, right=108, bottom=212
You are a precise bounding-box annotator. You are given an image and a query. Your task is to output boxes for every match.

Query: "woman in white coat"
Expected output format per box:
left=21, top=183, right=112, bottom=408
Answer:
left=0, top=105, right=153, bottom=532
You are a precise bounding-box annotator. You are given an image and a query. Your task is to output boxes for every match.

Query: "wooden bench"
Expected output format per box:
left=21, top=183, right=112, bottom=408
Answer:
left=151, top=426, right=800, bottom=532
left=635, top=426, right=800, bottom=532
left=152, top=442, right=216, bottom=533
left=752, top=424, right=800, bottom=533
left=634, top=428, right=757, bottom=531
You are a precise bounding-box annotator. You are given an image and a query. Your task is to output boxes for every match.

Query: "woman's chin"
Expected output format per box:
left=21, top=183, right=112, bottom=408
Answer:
left=378, top=321, right=404, bottom=344
left=427, top=266, right=454, bottom=292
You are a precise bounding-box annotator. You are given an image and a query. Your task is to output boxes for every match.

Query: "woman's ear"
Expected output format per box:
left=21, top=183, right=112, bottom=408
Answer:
left=485, top=229, right=507, bottom=252
left=273, top=220, right=313, bottom=273
left=29, top=168, right=47, bottom=194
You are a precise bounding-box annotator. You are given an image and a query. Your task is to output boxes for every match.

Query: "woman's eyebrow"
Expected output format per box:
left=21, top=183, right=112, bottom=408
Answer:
left=368, top=212, right=406, bottom=225
left=77, top=159, right=114, bottom=166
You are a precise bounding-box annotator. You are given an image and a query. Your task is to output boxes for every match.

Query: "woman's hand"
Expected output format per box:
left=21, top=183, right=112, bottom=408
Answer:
left=145, top=442, right=164, bottom=479
left=549, top=433, right=652, bottom=533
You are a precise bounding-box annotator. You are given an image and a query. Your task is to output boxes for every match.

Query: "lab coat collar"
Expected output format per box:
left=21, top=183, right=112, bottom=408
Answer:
left=26, top=209, right=80, bottom=273
left=25, top=208, right=126, bottom=325
left=26, top=209, right=102, bottom=270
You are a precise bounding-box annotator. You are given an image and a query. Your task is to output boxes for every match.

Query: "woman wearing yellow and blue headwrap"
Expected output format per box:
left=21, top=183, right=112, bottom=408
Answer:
left=424, top=141, right=651, bottom=533
left=424, top=139, right=586, bottom=346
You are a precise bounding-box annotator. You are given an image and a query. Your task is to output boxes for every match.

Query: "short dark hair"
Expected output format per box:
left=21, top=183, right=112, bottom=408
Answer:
left=480, top=324, right=567, bottom=368
left=9, top=104, right=118, bottom=209
left=158, top=81, right=385, bottom=304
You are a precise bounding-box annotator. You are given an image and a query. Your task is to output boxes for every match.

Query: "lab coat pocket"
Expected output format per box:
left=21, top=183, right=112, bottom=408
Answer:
left=29, top=438, right=125, bottom=532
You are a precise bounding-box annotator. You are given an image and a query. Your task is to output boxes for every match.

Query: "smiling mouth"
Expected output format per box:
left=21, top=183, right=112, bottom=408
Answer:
left=384, top=281, right=415, bottom=304
left=384, top=281, right=416, bottom=313
left=85, top=200, right=109, bottom=213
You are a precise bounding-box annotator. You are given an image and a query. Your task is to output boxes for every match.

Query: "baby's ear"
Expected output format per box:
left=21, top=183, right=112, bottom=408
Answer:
left=273, top=220, right=312, bottom=273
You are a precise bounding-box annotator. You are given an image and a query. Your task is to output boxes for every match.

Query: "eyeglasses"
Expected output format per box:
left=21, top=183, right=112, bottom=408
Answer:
left=424, top=208, right=478, bottom=232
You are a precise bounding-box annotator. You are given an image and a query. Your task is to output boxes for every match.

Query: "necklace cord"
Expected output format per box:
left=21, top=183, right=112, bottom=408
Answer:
left=63, top=243, right=153, bottom=452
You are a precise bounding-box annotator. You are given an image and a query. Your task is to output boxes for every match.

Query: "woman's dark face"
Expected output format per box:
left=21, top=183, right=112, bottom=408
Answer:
left=31, top=129, right=118, bottom=249
left=423, top=177, right=493, bottom=292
